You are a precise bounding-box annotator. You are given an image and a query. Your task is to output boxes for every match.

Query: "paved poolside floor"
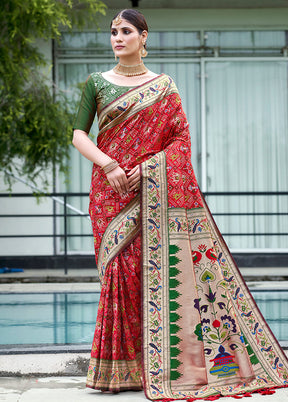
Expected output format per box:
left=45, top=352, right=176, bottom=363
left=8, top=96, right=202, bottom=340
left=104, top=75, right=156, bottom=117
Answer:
left=1, top=376, right=288, bottom=402
left=0, top=377, right=288, bottom=402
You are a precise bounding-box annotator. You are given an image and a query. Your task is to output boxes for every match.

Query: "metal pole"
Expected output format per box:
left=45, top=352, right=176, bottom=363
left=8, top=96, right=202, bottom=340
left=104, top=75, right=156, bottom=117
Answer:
left=200, top=58, right=207, bottom=192
left=64, top=194, right=68, bottom=275
left=65, top=293, right=68, bottom=344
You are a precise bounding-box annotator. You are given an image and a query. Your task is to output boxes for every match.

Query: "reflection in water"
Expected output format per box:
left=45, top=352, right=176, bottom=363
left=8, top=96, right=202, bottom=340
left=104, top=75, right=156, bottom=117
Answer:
left=0, top=290, right=287, bottom=345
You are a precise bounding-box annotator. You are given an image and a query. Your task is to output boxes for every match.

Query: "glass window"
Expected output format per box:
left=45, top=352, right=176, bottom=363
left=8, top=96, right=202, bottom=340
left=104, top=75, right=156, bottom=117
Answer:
left=57, top=30, right=288, bottom=253
left=205, top=60, right=288, bottom=249
left=57, top=31, right=201, bottom=58
left=205, top=31, right=287, bottom=55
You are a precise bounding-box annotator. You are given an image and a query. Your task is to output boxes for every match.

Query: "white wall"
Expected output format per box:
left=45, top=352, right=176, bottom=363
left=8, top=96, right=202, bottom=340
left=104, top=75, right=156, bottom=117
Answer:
left=98, top=7, right=288, bottom=30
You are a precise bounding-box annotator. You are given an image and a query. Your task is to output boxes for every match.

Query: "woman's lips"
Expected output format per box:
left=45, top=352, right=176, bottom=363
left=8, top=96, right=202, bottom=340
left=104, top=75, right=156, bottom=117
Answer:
left=115, top=46, right=125, bottom=49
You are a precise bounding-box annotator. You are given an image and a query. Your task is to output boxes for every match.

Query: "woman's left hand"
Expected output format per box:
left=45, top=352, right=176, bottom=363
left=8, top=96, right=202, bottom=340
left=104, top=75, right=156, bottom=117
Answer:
left=127, top=165, right=141, bottom=192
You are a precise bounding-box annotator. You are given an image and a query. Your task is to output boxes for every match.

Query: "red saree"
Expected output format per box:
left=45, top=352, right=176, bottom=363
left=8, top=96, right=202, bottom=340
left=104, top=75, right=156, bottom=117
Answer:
left=78, top=73, right=288, bottom=399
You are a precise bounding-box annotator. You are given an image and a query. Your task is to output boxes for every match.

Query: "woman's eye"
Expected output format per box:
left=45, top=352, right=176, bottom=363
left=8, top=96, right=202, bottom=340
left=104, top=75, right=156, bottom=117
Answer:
left=111, top=31, right=117, bottom=36
left=123, top=30, right=131, bottom=34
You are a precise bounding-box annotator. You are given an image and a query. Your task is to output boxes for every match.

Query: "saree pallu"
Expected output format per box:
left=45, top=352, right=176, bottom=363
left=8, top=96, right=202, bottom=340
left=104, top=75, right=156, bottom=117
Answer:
left=86, top=74, right=288, bottom=399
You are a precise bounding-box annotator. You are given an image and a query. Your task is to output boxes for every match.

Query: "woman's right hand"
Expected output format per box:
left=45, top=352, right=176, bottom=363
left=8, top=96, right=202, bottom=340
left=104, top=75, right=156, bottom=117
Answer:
left=106, top=166, right=130, bottom=196
left=72, top=131, right=130, bottom=196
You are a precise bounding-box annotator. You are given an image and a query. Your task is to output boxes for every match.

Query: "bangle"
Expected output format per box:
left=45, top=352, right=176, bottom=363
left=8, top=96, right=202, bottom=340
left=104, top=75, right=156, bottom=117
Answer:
left=102, top=159, right=119, bottom=174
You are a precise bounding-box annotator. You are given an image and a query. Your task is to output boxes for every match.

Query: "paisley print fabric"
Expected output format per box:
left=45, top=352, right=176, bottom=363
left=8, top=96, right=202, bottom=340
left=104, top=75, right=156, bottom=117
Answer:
left=74, top=73, right=288, bottom=398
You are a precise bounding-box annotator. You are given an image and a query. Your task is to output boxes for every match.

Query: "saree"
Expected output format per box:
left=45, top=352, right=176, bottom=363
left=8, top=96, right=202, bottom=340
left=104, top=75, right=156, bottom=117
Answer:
left=75, top=73, right=288, bottom=400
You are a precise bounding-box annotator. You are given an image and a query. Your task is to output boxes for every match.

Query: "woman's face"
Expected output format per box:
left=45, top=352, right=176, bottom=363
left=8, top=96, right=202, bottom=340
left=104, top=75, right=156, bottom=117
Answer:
left=110, top=18, right=147, bottom=60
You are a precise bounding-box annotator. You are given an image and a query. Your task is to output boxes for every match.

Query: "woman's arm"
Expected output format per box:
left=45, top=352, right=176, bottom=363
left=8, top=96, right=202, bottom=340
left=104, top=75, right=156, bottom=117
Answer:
left=72, top=129, right=111, bottom=167
left=72, top=129, right=130, bottom=196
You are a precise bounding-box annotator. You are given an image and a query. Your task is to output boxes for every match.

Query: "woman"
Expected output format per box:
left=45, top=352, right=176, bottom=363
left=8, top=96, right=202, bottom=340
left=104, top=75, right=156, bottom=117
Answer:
left=73, top=9, right=288, bottom=401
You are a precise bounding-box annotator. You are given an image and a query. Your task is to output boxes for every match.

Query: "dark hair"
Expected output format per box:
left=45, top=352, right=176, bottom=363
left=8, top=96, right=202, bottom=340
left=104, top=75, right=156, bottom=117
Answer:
left=110, top=9, right=149, bottom=34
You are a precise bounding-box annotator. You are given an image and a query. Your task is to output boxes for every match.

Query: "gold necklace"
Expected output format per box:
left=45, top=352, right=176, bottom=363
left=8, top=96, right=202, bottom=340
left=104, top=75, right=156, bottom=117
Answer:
left=113, top=62, right=148, bottom=77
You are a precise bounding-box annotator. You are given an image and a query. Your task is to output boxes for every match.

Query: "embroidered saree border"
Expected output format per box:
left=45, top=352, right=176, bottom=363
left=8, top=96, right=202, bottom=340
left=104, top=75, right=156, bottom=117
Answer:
left=142, top=151, right=172, bottom=397
left=86, top=353, right=142, bottom=391
left=97, top=194, right=140, bottom=282
left=141, top=151, right=288, bottom=401
left=98, top=74, right=178, bottom=136
left=201, top=197, right=288, bottom=384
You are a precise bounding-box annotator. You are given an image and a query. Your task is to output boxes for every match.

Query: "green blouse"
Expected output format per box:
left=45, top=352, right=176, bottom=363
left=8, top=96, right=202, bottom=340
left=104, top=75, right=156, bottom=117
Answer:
left=73, top=72, right=134, bottom=133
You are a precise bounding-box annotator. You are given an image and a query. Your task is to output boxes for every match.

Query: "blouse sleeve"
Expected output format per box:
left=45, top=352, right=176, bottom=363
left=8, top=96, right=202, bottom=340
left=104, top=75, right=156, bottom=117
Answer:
left=73, top=75, right=97, bottom=133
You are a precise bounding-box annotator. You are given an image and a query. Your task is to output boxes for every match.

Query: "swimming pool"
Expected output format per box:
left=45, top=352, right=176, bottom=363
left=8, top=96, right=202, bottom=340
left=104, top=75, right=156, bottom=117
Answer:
left=0, top=284, right=287, bottom=347
left=0, top=292, right=100, bottom=346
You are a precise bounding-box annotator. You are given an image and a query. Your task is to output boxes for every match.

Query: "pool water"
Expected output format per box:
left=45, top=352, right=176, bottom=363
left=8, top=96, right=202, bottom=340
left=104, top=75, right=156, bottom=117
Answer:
left=0, top=289, right=287, bottom=346
left=0, top=292, right=100, bottom=345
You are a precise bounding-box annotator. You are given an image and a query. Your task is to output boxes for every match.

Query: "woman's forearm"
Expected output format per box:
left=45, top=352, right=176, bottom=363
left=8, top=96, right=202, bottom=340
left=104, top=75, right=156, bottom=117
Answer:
left=72, top=129, right=112, bottom=168
left=72, top=129, right=132, bottom=195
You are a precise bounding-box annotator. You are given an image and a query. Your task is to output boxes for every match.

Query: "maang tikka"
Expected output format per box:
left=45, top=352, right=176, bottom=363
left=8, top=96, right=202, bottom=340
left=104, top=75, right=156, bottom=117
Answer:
left=113, top=14, right=122, bottom=61
left=113, top=14, right=123, bottom=26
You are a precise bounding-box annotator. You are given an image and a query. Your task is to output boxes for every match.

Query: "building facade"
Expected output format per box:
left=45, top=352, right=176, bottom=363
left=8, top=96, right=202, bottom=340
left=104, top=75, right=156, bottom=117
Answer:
left=1, top=2, right=288, bottom=267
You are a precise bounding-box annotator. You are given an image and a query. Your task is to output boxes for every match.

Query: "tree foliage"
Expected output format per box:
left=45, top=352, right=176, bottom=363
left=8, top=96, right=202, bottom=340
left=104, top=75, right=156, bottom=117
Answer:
left=0, top=0, right=106, bottom=188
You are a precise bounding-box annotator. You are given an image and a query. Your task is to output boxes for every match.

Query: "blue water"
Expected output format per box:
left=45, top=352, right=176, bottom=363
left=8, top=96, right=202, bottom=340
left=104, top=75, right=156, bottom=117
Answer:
left=0, top=292, right=100, bottom=345
left=0, top=289, right=287, bottom=346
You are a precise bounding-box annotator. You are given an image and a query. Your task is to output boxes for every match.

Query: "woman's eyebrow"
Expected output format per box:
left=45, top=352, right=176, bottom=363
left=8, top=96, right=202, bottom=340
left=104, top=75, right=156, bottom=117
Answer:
left=111, top=26, right=132, bottom=31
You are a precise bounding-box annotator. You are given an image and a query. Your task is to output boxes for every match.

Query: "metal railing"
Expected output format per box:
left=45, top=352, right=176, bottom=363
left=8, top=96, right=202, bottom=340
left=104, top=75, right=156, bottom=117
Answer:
left=0, top=191, right=287, bottom=274
left=205, top=191, right=288, bottom=237
left=0, top=192, right=91, bottom=274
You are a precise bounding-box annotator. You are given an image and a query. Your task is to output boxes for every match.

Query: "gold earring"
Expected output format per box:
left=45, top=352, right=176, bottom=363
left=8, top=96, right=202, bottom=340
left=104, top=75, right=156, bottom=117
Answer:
left=141, top=42, right=148, bottom=58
